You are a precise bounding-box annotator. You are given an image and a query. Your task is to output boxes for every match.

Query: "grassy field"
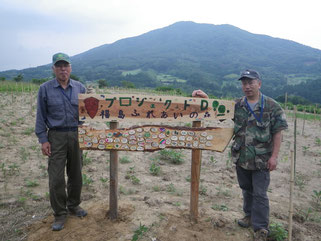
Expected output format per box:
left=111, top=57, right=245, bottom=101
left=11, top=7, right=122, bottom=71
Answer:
left=0, top=81, right=39, bottom=92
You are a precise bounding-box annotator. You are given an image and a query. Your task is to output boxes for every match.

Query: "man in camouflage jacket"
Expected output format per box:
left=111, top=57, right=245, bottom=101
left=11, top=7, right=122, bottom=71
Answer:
left=232, top=70, right=288, bottom=241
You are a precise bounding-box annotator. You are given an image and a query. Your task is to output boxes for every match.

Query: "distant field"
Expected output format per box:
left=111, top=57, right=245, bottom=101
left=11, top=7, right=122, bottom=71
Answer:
left=286, top=74, right=320, bottom=85
left=121, top=69, right=187, bottom=83
left=156, top=74, right=186, bottom=83
left=121, top=69, right=142, bottom=76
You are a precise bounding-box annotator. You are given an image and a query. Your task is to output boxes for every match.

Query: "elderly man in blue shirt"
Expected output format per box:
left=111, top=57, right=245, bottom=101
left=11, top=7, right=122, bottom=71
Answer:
left=35, top=53, right=87, bottom=231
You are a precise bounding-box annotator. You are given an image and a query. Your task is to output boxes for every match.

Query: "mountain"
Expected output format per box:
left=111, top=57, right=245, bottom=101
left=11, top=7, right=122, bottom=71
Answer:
left=1, top=21, right=321, bottom=102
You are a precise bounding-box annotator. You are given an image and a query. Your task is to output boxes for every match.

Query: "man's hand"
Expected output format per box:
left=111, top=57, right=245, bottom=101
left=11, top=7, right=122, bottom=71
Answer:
left=192, top=89, right=209, bottom=98
left=41, top=142, right=51, bottom=156
left=267, top=156, right=277, bottom=171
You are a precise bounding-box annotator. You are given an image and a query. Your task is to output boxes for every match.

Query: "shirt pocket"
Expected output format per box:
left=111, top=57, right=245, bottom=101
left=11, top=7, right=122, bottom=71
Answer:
left=254, top=112, right=271, bottom=143
left=70, top=99, right=79, bottom=119
left=47, top=98, right=64, bottom=120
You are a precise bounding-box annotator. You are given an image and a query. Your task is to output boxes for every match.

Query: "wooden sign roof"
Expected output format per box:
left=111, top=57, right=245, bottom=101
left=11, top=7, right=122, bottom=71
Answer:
left=79, top=125, right=233, bottom=152
left=79, top=94, right=234, bottom=122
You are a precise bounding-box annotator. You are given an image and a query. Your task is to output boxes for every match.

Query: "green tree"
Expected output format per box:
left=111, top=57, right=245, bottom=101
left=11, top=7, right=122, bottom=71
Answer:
left=0, top=77, right=5, bottom=81
left=70, top=74, right=80, bottom=81
left=155, top=86, right=175, bottom=92
left=32, top=78, right=48, bottom=85
left=14, top=74, right=23, bottom=82
left=98, top=79, right=108, bottom=88
left=121, top=80, right=135, bottom=88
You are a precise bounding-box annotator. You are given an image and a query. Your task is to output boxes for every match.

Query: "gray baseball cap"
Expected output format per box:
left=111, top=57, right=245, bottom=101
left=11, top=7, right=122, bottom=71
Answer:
left=238, top=69, right=261, bottom=80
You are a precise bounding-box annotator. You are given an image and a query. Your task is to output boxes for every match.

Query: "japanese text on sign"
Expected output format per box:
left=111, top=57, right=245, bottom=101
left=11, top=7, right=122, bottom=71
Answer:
left=79, top=94, right=235, bottom=122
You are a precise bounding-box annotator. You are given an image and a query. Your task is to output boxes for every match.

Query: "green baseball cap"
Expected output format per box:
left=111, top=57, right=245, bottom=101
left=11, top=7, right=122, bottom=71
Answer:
left=52, top=52, right=71, bottom=65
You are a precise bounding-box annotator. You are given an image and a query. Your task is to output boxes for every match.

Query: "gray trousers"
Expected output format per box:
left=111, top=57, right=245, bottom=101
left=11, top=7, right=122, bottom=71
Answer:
left=236, top=166, right=270, bottom=231
left=48, top=130, right=83, bottom=217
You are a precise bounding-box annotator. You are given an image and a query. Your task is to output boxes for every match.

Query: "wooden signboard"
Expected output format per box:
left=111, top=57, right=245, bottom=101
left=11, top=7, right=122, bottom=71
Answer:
left=79, top=94, right=234, bottom=122
left=79, top=125, right=233, bottom=152
left=78, top=93, right=235, bottom=221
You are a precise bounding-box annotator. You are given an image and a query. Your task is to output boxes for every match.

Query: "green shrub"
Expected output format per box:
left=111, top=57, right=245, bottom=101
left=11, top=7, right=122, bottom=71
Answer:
left=82, top=151, right=92, bottom=166
left=82, top=174, right=93, bottom=186
left=132, top=223, right=148, bottom=241
left=149, top=161, right=161, bottom=176
left=120, top=156, right=131, bottom=164
left=211, top=204, right=228, bottom=211
left=269, top=222, right=288, bottom=241
left=159, top=149, right=184, bottom=164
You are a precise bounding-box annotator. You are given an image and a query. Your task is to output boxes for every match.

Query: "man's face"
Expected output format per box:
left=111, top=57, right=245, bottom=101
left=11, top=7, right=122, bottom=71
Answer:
left=53, top=61, right=72, bottom=82
left=241, top=78, right=261, bottom=99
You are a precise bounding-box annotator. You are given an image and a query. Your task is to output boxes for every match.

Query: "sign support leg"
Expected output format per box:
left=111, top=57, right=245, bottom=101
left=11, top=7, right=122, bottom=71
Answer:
left=190, top=121, right=202, bottom=222
left=108, top=121, right=119, bottom=219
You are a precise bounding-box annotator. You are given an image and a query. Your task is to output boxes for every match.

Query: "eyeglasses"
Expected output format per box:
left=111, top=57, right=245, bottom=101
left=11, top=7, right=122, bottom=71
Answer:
left=54, top=63, right=71, bottom=69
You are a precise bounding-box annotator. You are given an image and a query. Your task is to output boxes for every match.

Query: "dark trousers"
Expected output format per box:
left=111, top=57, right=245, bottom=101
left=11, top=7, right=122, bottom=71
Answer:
left=48, top=130, right=83, bottom=217
left=236, top=166, right=270, bottom=231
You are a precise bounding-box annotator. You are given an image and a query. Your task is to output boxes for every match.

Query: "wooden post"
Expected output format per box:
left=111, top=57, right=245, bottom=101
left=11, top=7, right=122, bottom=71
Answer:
left=30, top=91, right=33, bottom=115
left=190, top=120, right=202, bottom=222
left=302, top=107, right=306, bottom=136
left=108, top=121, right=119, bottom=219
left=294, top=106, right=297, bottom=176
left=288, top=150, right=294, bottom=241
left=320, top=109, right=321, bottom=127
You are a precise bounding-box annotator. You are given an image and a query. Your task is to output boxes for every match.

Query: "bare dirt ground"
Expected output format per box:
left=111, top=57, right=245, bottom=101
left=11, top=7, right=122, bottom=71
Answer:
left=0, top=92, right=320, bottom=241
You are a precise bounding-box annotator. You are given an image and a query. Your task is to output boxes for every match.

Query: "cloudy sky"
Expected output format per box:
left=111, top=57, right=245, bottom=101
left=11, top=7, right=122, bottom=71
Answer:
left=0, top=0, right=320, bottom=71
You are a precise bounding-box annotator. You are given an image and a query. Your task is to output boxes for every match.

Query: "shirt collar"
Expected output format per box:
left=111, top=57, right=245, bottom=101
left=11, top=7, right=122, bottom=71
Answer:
left=240, top=92, right=264, bottom=110
left=53, top=78, right=73, bottom=88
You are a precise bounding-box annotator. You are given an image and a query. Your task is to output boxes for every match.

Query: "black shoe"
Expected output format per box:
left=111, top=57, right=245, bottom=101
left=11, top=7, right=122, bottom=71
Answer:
left=52, top=215, right=66, bottom=231
left=68, top=206, right=87, bottom=217
left=237, top=215, right=251, bottom=228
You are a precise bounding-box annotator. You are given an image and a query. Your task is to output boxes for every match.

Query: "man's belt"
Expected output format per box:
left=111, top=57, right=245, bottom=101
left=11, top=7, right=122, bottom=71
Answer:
left=50, top=127, right=78, bottom=132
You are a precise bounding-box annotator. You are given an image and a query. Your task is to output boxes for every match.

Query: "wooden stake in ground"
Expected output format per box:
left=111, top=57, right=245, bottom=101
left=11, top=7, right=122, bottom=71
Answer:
left=294, top=106, right=297, bottom=177
left=288, top=150, right=294, bottom=241
left=284, top=92, right=288, bottom=112
left=302, top=107, right=306, bottom=136
left=107, top=121, right=119, bottom=219
left=30, top=91, right=33, bottom=115
left=320, top=110, right=321, bottom=127
left=190, top=120, right=202, bottom=222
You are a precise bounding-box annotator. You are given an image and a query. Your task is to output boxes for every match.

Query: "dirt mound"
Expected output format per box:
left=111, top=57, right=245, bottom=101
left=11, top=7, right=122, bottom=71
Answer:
left=27, top=201, right=135, bottom=241
left=26, top=200, right=252, bottom=241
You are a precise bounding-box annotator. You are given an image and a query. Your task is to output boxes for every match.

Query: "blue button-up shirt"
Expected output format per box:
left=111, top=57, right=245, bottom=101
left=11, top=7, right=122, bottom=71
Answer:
left=35, top=78, right=86, bottom=143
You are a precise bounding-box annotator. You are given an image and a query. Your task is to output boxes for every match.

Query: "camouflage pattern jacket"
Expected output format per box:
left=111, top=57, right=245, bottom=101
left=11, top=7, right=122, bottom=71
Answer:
left=231, top=93, right=288, bottom=170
